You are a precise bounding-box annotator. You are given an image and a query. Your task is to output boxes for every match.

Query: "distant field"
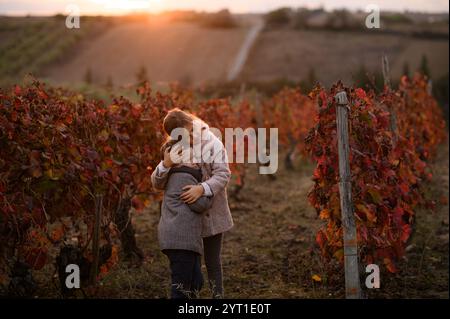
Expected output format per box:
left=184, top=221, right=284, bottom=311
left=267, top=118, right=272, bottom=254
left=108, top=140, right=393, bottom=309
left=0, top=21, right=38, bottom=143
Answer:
left=0, top=14, right=448, bottom=91
left=44, top=18, right=250, bottom=87
left=240, top=29, right=449, bottom=86
left=0, top=16, right=112, bottom=85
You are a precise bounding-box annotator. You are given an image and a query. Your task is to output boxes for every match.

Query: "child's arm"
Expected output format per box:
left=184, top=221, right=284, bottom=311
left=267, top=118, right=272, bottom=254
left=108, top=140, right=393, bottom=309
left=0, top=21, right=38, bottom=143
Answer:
left=188, top=195, right=213, bottom=214
left=202, top=141, right=231, bottom=196
left=151, top=143, right=181, bottom=190
left=150, top=161, right=171, bottom=191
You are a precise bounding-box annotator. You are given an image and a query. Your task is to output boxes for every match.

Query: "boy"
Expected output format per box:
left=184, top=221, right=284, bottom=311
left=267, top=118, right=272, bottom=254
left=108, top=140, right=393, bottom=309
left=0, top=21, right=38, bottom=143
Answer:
left=155, top=140, right=213, bottom=298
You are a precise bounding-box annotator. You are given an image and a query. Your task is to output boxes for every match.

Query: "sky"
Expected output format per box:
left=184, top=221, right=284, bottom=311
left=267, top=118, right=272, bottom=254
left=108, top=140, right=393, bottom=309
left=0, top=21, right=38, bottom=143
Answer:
left=0, top=0, right=449, bottom=16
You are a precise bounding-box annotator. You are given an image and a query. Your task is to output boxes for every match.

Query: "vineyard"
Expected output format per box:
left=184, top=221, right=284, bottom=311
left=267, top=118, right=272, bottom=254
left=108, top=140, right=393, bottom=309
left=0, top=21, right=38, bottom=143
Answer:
left=0, top=73, right=448, bottom=298
left=0, top=16, right=115, bottom=87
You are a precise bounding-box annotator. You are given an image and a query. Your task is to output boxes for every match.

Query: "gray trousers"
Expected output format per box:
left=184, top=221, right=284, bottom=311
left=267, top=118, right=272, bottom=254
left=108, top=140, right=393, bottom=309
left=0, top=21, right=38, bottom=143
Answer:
left=203, top=233, right=224, bottom=298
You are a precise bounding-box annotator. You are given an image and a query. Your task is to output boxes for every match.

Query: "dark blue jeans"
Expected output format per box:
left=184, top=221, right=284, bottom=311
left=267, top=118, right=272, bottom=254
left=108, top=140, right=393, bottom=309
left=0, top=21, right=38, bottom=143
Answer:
left=163, top=249, right=203, bottom=299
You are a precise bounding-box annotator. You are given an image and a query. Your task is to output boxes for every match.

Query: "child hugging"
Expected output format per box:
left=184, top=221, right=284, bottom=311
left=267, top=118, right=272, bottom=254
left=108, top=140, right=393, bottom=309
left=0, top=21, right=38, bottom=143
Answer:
left=151, top=108, right=233, bottom=299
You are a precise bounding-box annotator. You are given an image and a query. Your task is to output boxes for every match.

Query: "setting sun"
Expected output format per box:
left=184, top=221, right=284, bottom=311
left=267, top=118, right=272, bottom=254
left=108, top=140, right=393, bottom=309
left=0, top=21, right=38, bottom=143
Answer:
left=88, top=0, right=163, bottom=14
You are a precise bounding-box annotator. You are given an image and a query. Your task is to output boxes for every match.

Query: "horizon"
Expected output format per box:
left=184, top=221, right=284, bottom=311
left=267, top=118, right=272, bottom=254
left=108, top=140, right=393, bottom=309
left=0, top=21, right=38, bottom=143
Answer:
left=0, top=0, right=449, bottom=16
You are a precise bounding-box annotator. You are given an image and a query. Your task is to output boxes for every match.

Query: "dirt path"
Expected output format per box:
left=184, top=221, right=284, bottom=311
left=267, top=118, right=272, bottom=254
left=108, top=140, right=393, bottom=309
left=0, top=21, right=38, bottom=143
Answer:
left=220, top=162, right=318, bottom=298
left=227, top=17, right=264, bottom=82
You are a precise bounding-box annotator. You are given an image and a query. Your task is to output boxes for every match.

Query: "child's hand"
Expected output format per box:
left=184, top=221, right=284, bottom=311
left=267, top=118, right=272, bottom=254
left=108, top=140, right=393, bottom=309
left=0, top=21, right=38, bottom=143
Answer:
left=163, top=143, right=182, bottom=168
left=180, top=185, right=204, bottom=204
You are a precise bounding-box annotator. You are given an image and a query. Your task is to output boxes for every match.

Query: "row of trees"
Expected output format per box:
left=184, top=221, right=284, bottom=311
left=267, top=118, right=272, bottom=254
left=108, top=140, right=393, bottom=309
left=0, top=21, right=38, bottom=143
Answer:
left=0, top=82, right=171, bottom=296
left=305, top=75, right=446, bottom=273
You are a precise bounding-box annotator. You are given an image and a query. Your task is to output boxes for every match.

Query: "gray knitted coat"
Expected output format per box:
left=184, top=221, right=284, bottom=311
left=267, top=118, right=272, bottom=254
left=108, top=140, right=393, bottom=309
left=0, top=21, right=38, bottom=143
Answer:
left=158, top=169, right=213, bottom=255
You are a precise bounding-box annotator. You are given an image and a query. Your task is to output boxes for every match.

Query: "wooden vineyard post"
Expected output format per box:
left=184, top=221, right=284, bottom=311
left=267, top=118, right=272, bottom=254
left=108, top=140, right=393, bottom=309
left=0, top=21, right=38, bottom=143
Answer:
left=382, top=54, right=398, bottom=146
left=255, top=94, right=276, bottom=180
left=89, top=194, right=103, bottom=285
left=335, top=91, right=361, bottom=299
left=427, top=79, right=433, bottom=95
left=381, top=54, right=391, bottom=88
left=254, top=94, right=263, bottom=165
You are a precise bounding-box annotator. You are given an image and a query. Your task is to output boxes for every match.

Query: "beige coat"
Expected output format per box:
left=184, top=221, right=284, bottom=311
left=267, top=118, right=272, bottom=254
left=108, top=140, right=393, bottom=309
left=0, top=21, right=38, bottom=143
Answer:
left=151, top=129, right=234, bottom=237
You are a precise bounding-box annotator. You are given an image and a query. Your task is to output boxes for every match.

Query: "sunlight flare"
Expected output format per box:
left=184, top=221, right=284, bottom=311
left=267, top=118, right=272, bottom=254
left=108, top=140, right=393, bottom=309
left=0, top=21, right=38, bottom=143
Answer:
left=89, top=0, right=162, bottom=13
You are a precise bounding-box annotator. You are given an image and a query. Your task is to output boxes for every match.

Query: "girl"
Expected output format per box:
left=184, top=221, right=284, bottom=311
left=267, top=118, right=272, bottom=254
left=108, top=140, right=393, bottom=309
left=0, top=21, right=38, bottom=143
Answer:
left=151, top=108, right=233, bottom=298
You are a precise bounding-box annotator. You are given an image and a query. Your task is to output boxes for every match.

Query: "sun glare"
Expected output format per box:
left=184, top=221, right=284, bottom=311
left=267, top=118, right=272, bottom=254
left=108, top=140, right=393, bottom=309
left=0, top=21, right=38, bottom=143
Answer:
left=89, top=0, right=163, bottom=14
